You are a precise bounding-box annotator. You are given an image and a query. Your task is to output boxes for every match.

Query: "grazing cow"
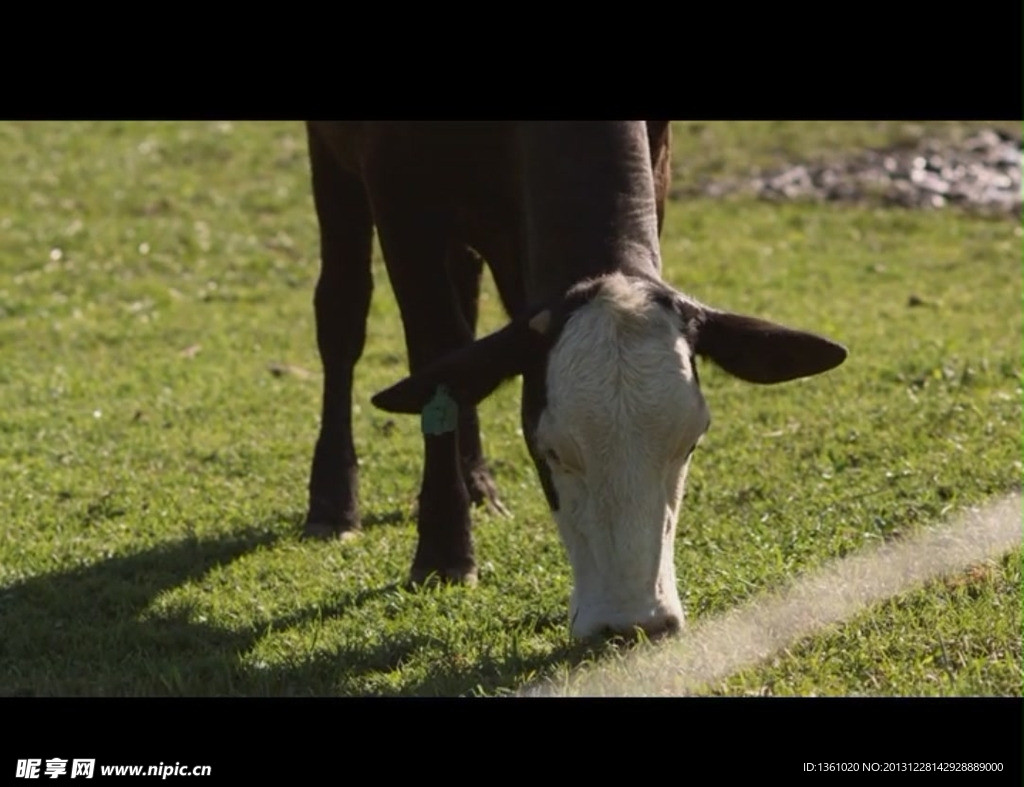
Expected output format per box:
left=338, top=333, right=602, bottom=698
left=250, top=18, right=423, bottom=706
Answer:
left=303, top=122, right=846, bottom=639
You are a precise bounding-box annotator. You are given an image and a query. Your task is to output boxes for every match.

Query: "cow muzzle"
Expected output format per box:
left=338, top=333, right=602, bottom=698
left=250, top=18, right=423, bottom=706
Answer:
left=570, top=595, right=684, bottom=641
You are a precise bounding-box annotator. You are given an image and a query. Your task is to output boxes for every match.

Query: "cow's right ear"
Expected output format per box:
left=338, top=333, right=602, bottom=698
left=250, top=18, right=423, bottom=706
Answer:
left=371, top=310, right=553, bottom=414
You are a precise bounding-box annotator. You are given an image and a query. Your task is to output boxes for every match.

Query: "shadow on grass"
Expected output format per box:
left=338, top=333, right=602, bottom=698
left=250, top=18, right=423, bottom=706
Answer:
left=0, top=517, right=593, bottom=696
left=0, top=523, right=283, bottom=696
left=242, top=634, right=597, bottom=697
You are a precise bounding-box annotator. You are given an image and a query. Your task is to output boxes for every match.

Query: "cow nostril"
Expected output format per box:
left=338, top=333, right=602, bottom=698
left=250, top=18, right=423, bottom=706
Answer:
left=642, top=613, right=681, bottom=641
left=591, top=614, right=681, bottom=644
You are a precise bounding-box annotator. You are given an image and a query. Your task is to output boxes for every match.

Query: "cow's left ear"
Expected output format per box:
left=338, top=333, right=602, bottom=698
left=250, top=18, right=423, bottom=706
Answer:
left=371, top=311, right=552, bottom=414
left=691, top=307, right=848, bottom=384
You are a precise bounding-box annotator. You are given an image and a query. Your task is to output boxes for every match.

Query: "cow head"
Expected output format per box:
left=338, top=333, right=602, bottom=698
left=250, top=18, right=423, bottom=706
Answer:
left=372, top=273, right=847, bottom=639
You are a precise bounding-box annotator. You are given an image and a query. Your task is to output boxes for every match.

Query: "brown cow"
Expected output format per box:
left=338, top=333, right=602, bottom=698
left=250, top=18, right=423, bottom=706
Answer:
left=302, top=122, right=845, bottom=638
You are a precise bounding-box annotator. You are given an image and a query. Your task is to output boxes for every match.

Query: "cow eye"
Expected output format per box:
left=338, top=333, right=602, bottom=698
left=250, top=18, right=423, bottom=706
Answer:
left=539, top=438, right=582, bottom=474
left=675, top=442, right=696, bottom=463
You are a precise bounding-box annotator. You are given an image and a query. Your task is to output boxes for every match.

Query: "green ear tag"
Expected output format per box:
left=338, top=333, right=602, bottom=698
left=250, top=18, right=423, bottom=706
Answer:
left=421, top=385, right=459, bottom=436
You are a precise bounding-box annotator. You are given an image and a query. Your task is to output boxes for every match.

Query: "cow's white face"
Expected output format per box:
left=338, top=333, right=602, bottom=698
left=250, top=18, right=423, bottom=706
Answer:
left=533, top=274, right=709, bottom=638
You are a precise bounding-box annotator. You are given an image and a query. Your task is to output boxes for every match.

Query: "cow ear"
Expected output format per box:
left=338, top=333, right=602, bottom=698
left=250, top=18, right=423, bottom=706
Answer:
left=693, top=308, right=847, bottom=384
left=371, top=314, right=549, bottom=414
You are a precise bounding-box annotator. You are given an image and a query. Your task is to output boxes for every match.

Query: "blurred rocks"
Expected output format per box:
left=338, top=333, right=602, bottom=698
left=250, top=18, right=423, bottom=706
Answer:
left=689, top=129, right=1022, bottom=215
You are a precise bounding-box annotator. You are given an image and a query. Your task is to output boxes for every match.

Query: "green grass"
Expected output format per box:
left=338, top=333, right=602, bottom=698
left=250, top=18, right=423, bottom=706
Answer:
left=713, top=549, right=1023, bottom=696
left=0, top=121, right=1020, bottom=695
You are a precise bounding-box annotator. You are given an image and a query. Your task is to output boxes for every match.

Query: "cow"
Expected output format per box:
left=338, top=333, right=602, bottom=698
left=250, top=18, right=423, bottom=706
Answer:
left=301, top=122, right=846, bottom=639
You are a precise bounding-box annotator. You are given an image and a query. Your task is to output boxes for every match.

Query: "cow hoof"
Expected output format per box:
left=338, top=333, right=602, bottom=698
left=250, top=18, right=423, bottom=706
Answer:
left=302, top=521, right=361, bottom=541
left=407, top=564, right=479, bottom=588
left=464, top=466, right=511, bottom=518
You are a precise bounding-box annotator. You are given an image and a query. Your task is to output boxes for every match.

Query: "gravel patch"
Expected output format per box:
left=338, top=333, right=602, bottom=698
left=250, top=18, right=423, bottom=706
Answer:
left=684, top=128, right=1022, bottom=216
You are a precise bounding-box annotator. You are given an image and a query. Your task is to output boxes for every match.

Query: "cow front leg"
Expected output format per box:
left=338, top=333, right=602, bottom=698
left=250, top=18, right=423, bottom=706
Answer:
left=410, top=429, right=476, bottom=585
left=370, top=206, right=477, bottom=585
left=303, top=123, right=374, bottom=540
left=447, top=243, right=510, bottom=517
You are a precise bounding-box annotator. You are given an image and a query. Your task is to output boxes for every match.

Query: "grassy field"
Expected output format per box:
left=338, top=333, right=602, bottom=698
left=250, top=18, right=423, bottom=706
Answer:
left=716, top=547, right=1022, bottom=696
left=0, top=121, right=1019, bottom=696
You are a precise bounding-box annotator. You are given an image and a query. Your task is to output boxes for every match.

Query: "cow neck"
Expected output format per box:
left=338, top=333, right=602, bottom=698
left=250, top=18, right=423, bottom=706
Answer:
left=517, top=121, right=663, bottom=307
